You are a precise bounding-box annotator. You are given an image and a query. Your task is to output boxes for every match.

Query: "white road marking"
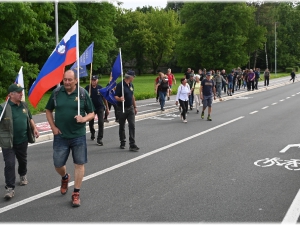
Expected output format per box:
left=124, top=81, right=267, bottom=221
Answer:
left=272, top=103, right=277, bottom=105
left=250, top=111, right=258, bottom=114
left=279, top=144, right=300, bottom=153
left=0, top=116, right=244, bottom=214
left=262, top=106, right=269, bottom=109
left=287, top=97, right=291, bottom=99
left=282, top=189, right=300, bottom=224
left=280, top=99, right=285, bottom=102
left=297, top=92, right=300, bottom=94
left=292, top=95, right=295, bottom=97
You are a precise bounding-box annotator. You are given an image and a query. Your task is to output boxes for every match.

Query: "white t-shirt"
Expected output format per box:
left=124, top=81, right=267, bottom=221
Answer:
left=176, top=84, right=190, bottom=101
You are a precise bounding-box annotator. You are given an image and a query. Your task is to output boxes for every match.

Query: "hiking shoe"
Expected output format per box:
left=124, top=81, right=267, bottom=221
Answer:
left=72, top=192, right=81, bottom=207
left=20, top=175, right=28, bottom=186
left=61, top=174, right=70, bottom=195
left=201, top=112, right=204, bottom=119
left=104, top=119, right=109, bottom=123
left=207, top=116, right=212, bottom=121
left=4, top=188, right=14, bottom=199
left=97, top=139, right=103, bottom=146
left=167, top=97, right=170, bottom=101
left=90, top=132, right=95, bottom=141
left=120, top=145, right=125, bottom=149
left=129, top=145, right=140, bottom=152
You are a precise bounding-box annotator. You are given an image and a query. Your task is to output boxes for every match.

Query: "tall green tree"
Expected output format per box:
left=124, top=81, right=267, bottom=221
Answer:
left=176, top=3, right=266, bottom=71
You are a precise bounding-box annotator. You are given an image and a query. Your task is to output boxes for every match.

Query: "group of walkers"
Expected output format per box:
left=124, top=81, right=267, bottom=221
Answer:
left=0, top=69, right=139, bottom=208
left=154, top=67, right=277, bottom=123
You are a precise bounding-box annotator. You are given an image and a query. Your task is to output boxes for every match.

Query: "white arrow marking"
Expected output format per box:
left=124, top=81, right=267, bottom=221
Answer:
left=280, top=144, right=300, bottom=153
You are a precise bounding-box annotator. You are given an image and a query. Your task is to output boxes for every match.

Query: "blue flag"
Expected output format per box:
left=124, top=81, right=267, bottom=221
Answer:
left=100, top=51, right=122, bottom=105
left=71, top=42, right=94, bottom=77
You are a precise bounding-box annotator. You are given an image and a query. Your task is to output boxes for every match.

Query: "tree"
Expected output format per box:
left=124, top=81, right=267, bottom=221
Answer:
left=175, top=3, right=266, bottom=71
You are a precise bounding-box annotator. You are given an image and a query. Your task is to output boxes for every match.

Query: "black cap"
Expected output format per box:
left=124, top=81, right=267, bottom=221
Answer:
left=8, top=84, right=24, bottom=93
left=126, top=70, right=135, bottom=77
left=92, top=75, right=98, bottom=80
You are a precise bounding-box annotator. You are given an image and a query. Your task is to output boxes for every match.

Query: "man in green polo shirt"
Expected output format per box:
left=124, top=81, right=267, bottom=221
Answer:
left=45, top=70, right=95, bottom=207
left=0, top=84, right=39, bottom=199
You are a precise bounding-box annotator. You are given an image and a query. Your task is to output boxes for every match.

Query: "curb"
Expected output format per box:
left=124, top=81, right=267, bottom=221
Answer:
left=4, top=78, right=299, bottom=147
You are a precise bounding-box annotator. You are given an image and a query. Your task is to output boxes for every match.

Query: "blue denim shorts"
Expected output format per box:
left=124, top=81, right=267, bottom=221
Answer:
left=228, top=82, right=233, bottom=89
left=53, top=134, right=87, bottom=168
left=202, top=95, right=213, bottom=108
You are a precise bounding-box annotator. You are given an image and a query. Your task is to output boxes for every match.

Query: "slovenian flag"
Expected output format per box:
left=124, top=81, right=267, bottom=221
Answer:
left=28, top=21, right=78, bottom=108
left=15, top=66, right=25, bottom=101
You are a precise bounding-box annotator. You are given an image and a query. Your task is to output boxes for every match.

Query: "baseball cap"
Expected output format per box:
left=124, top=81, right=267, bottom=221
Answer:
left=126, top=70, right=135, bottom=77
left=8, top=83, right=24, bottom=93
left=92, top=75, right=98, bottom=80
left=206, top=72, right=211, bottom=76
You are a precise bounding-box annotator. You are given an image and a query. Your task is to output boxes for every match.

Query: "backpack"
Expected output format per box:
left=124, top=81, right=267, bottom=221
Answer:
left=159, top=80, right=169, bottom=90
left=53, top=86, right=86, bottom=107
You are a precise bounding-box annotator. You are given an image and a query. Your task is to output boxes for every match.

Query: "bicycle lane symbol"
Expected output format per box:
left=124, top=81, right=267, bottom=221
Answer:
left=254, top=144, right=300, bottom=171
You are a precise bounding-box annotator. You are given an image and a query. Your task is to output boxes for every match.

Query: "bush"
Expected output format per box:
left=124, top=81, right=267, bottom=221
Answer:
left=286, top=67, right=294, bottom=73
left=294, top=66, right=299, bottom=72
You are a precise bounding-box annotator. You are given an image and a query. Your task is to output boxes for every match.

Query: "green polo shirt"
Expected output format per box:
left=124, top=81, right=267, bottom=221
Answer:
left=45, top=86, right=94, bottom=139
left=0, top=100, right=32, bottom=145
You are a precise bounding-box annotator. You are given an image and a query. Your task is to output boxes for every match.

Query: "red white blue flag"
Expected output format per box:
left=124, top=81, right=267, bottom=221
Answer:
left=28, top=21, right=78, bottom=107
left=15, top=66, right=25, bottom=101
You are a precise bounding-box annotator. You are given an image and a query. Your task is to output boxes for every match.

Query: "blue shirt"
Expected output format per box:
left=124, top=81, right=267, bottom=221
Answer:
left=227, top=74, right=233, bottom=82
left=201, top=79, right=215, bottom=97
left=115, top=80, right=134, bottom=108
left=85, top=84, right=105, bottom=111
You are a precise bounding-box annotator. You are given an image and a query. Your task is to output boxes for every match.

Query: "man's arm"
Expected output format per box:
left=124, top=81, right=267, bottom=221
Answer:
left=29, top=119, right=40, bottom=138
left=46, top=109, right=61, bottom=135
left=132, top=95, right=137, bottom=115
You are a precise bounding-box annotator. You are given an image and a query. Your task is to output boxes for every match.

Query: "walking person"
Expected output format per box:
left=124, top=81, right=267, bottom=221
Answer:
left=200, top=72, right=216, bottom=121
left=85, top=75, right=109, bottom=146
left=243, top=69, right=248, bottom=89
left=155, top=71, right=161, bottom=102
left=213, top=71, right=227, bottom=100
left=45, top=70, right=95, bottom=207
left=155, top=73, right=170, bottom=111
left=227, top=70, right=234, bottom=96
left=114, top=70, right=139, bottom=151
left=187, top=74, right=195, bottom=110
left=220, top=69, right=227, bottom=94
left=264, top=68, right=271, bottom=86
left=236, top=67, right=243, bottom=90
left=193, top=75, right=201, bottom=113
left=175, top=78, right=191, bottom=123
left=290, top=69, right=296, bottom=83
left=254, top=68, right=260, bottom=90
left=0, top=84, right=39, bottom=199
left=166, top=68, right=176, bottom=101
left=247, top=69, right=255, bottom=91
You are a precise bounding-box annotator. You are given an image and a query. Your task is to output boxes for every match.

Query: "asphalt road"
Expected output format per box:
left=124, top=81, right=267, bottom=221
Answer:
left=0, top=76, right=300, bottom=222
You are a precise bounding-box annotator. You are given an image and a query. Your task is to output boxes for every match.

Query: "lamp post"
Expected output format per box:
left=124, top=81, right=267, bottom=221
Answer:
left=275, top=22, right=277, bottom=76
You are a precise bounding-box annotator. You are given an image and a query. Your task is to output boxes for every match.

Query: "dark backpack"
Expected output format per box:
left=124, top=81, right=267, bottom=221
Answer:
left=159, top=80, right=169, bottom=90
left=53, top=86, right=86, bottom=107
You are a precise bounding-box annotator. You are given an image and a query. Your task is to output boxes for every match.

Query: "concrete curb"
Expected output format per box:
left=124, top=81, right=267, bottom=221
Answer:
left=11, top=78, right=300, bottom=145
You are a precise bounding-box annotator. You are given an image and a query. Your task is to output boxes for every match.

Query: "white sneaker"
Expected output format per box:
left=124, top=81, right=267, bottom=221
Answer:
left=183, top=120, right=187, bottom=123
left=20, top=175, right=28, bottom=186
left=4, top=188, right=14, bottom=199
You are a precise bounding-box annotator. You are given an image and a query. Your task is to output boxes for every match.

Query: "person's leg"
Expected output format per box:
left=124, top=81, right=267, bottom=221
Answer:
left=267, top=76, right=269, bottom=86
left=194, top=94, right=200, bottom=112
left=2, top=147, right=16, bottom=189
left=179, top=99, right=186, bottom=120
left=156, top=90, right=159, bottom=102
left=159, top=91, right=164, bottom=110
left=14, top=141, right=28, bottom=184
left=252, top=80, right=255, bottom=90
left=97, top=108, right=104, bottom=144
left=201, top=97, right=207, bottom=119
left=118, top=109, right=127, bottom=147
left=127, top=107, right=137, bottom=147
left=88, top=118, right=95, bottom=140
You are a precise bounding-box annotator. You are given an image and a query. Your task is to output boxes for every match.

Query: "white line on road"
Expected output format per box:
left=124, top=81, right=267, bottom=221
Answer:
left=250, top=111, right=258, bottom=114
left=262, top=106, right=269, bottom=109
left=272, top=103, right=277, bottom=105
left=292, top=95, right=295, bottom=97
left=280, top=99, right=285, bottom=102
left=287, top=97, right=291, bottom=99
left=0, top=116, right=244, bottom=214
left=282, top=189, right=300, bottom=224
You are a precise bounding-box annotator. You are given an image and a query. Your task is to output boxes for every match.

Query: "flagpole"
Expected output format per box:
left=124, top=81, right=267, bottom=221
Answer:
left=76, top=21, right=80, bottom=115
left=119, top=48, right=124, bottom=113
left=0, top=97, right=10, bottom=121
left=89, top=63, right=93, bottom=96
left=55, top=0, right=60, bottom=88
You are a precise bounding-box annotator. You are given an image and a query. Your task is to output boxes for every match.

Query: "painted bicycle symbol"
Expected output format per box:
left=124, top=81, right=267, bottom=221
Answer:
left=254, top=157, right=300, bottom=171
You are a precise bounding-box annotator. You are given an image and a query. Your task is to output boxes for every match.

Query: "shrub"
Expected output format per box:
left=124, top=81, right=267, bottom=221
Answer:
left=294, top=66, right=299, bottom=72
left=286, top=67, right=294, bottom=73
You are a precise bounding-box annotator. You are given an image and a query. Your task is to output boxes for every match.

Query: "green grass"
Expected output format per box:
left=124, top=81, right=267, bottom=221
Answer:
left=26, top=72, right=291, bottom=115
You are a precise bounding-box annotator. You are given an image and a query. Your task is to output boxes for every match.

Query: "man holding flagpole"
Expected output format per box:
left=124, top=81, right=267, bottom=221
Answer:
left=0, top=84, right=39, bottom=199
left=114, top=70, right=139, bottom=151
left=45, top=70, right=94, bottom=207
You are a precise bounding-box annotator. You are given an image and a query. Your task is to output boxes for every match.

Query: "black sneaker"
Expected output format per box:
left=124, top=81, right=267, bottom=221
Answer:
left=97, top=139, right=103, bottom=146
left=91, top=132, right=95, bottom=141
left=104, top=119, right=109, bottom=123
left=129, top=145, right=140, bottom=152
left=120, top=145, right=125, bottom=149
